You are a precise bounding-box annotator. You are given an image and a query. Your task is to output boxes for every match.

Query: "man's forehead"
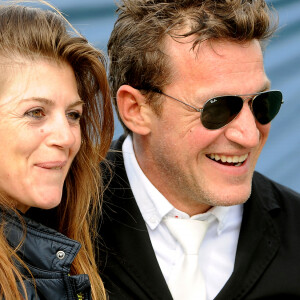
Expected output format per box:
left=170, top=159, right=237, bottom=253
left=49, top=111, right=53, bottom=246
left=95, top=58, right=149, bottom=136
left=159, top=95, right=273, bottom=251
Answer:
left=164, top=36, right=262, bottom=59
left=160, top=36, right=267, bottom=98
left=163, top=37, right=263, bottom=75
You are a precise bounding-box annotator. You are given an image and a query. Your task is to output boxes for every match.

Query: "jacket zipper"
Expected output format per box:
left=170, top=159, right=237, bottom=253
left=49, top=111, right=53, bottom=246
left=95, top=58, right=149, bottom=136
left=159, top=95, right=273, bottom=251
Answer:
left=77, top=292, right=84, bottom=300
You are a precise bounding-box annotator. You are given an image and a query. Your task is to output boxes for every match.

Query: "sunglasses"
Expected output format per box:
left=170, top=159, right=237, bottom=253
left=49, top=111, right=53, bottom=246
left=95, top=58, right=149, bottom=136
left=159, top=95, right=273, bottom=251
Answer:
left=151, top=89, right=283, bottom=130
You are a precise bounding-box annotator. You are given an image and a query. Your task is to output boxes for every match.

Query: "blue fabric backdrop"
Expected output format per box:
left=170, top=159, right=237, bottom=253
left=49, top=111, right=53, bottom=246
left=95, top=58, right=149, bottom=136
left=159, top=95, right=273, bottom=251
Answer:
left=48, top=0, right=300, bottom=193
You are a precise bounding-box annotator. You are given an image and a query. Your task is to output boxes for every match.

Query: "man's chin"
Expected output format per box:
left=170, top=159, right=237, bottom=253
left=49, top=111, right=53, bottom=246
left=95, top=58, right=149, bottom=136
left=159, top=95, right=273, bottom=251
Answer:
left=202, top=185, right=252, bottom=208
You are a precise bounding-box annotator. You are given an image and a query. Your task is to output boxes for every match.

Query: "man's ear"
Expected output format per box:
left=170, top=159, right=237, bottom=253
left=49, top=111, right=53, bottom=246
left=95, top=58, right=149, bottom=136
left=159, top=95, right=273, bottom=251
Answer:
left=117, top=85, right=152, bottom=135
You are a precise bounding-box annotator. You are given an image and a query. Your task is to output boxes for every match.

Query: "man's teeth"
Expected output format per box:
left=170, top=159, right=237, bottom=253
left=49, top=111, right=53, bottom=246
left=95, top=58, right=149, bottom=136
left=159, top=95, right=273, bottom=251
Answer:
left=208, top=153, right=248, bottom=166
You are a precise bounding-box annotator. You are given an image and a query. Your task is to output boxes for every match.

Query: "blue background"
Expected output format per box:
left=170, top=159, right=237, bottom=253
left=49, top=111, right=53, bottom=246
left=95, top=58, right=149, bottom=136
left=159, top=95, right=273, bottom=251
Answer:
left=46, top=0, right=300, bottom=193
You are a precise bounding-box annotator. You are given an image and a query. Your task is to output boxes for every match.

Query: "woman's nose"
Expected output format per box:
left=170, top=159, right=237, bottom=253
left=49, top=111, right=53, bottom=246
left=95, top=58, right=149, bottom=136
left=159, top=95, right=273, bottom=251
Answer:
left=46, top=114, right=77, bottom=149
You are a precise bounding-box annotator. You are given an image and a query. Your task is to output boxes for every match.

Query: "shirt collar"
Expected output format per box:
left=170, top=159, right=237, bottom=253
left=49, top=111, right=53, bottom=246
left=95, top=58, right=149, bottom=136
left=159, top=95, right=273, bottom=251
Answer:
left=123, top=135, right=239, bottom=234
left=164, top=206, right=231, bottom=235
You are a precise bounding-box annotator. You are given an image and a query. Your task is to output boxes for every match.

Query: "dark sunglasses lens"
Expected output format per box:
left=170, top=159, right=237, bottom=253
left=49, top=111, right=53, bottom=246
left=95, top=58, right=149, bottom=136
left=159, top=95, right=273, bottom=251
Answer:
left=252, top=91, right=283, bottom=124
left=201, top=96, right=243, bottom=129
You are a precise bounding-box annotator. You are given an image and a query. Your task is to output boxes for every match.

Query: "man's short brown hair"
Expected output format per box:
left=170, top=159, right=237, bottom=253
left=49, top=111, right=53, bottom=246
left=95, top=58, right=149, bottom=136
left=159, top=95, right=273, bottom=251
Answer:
left=108, top=0, right=277, bottom=133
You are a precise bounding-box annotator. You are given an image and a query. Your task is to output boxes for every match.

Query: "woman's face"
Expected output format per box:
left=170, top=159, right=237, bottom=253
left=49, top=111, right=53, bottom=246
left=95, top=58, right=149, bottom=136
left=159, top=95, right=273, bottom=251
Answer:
left=0, top=59, right=82, bottom=213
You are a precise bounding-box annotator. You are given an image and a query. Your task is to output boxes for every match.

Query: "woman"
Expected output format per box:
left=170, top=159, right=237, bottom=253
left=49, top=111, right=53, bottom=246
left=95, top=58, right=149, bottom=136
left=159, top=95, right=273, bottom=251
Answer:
left=0, top=1, right=113, bottom=299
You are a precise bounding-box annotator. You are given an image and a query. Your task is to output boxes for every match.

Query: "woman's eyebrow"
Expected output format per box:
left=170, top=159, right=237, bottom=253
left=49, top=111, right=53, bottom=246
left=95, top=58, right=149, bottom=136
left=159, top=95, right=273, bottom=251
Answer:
left=19, top=97, right=55, bottom=106
left=19, top=97, right=84, bottom=107
left=68, top=99, right=85, bottom=108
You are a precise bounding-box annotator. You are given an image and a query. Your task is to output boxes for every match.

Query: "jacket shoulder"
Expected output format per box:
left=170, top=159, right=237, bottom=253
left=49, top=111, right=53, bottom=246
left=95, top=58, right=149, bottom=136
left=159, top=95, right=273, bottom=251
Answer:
left=252, top=171, right=300, bottom=211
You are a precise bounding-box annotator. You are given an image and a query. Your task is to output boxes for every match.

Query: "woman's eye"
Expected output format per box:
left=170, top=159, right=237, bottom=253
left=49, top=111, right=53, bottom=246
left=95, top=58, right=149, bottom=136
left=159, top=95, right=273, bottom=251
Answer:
left=67, top=111, right=82, bottom=121
left=25, top=108, right=45, bottom=119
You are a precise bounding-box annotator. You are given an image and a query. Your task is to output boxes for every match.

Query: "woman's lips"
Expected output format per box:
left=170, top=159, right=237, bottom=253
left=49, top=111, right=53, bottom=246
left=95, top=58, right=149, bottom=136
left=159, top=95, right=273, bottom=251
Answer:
left=34, top=161, right=67, bottom=170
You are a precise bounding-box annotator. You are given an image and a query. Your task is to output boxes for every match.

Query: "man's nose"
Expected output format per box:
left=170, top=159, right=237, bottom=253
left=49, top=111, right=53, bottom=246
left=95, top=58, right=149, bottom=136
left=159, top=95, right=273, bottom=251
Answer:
left=224, top=102, right=260, bottom=148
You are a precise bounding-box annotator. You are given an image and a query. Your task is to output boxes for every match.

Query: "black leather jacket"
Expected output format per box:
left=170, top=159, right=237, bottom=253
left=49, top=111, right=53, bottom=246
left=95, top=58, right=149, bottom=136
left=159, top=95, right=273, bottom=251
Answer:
left=3, top=212, right=92, bottom=300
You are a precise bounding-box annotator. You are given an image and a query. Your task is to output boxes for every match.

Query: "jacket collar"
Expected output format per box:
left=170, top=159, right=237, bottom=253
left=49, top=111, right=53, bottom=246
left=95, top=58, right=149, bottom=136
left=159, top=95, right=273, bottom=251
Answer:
left=3, top=211, right=81, bottom=273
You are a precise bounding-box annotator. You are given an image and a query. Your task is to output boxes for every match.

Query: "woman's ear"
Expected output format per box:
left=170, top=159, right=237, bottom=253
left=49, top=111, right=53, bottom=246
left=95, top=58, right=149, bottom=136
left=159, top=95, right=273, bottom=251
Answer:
left=117, top=85, right=152, bottom=135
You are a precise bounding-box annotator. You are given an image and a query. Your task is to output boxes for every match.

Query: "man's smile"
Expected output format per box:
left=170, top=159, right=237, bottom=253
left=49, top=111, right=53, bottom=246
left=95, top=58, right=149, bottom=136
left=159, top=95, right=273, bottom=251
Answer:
left=206, top=153, right=248, bottom=167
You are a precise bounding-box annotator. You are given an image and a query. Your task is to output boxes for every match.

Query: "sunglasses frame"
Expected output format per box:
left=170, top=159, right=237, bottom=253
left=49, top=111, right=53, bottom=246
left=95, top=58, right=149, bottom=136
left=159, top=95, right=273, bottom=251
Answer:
left=151, top=89, right=283, bottom=129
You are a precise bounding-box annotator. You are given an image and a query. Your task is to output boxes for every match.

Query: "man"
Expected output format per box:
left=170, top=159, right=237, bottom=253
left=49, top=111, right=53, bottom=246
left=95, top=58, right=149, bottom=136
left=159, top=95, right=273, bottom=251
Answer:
left=98, top=1, right=300, bottom=299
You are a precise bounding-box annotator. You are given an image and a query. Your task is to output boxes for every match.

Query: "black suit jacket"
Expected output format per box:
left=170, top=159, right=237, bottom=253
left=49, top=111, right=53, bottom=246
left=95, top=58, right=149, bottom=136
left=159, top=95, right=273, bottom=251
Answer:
left=98, top=135, right=300, bottom=300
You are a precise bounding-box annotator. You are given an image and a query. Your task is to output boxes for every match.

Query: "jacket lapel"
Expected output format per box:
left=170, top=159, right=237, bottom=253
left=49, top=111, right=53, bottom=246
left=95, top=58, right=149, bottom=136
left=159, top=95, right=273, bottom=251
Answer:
left=100, top=135, right=172, bottom=300
left=214, top=173, right=281, bottom=300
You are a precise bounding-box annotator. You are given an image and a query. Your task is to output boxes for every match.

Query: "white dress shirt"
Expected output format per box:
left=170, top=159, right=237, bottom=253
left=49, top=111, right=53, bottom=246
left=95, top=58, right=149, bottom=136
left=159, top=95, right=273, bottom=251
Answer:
left=123, top=135, right=243, bottom=300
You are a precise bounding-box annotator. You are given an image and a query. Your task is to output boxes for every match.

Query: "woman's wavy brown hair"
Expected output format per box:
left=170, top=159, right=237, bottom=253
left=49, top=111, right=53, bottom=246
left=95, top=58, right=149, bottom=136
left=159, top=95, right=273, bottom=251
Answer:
left=108, top=0, right=278, bottom=133
left=0, top=1, right=113, bottom=299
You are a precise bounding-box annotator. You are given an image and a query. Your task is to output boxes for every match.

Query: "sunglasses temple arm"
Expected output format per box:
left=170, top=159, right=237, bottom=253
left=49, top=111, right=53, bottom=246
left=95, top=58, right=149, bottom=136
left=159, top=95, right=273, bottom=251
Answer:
left=159, top=91, right=203, bottom=112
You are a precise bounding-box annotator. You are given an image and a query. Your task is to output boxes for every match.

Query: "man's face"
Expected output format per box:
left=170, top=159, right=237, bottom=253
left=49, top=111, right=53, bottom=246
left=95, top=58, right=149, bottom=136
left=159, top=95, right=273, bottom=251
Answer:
left=135, top=38, right=271, bottom=215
